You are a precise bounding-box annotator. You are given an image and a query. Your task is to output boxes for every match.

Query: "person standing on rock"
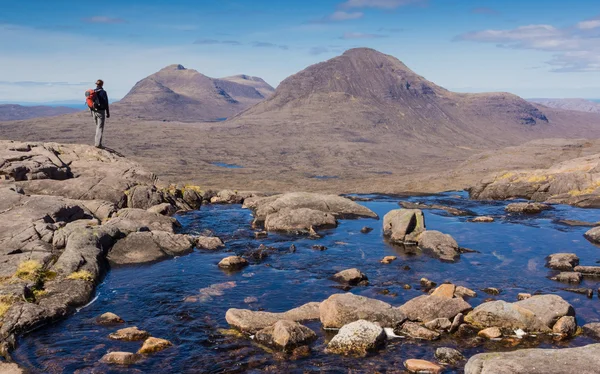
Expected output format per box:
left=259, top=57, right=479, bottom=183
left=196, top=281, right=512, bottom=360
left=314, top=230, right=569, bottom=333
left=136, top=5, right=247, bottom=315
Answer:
left=85, top=79, right=110, bottom=148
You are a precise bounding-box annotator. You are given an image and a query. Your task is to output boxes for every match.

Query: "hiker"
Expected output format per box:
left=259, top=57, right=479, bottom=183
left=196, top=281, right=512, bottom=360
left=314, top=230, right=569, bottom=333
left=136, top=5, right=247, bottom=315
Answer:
left=85, top=80, right=110, bottom=148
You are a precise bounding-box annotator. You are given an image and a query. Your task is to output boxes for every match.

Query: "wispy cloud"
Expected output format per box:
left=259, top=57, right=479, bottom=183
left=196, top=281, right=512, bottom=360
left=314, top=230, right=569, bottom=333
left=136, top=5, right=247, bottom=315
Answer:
left=471, top=7, right=500, bottom=15
left=309, top=47, right=331, bottom=55
left=252, top=41, right=288, bottom=50
left=455, top=17, right=600, bottom=72
left=340, top=32, right=387, bottom=39
left=0, top=81, right=88, bottom=87
left=193, top=39, right=242, bottom=46
left=340, top=0, right=426, bottom=9
left=82, top=16, right=127, bottom=24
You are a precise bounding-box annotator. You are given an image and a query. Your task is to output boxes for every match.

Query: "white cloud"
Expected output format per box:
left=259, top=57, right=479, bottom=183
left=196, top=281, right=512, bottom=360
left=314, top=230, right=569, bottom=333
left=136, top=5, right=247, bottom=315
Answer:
left=577, top=19, right=600, bottom=30
left=456, top=20, right=600, bottom=72
left=341, top=0, right=425, bottom=9
left=340, top=32, right=387, bottom=39
left=82, top=16, right=127, bottom=24
left=330, top=11, right=364, bottom=21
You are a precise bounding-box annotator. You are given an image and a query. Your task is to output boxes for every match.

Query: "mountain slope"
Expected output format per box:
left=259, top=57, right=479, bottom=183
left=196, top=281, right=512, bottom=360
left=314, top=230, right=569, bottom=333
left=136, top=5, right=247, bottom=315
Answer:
left=230, top=48, right=564, bottom=149
left=0, top=104, right=79, bottom=121
left=529, top=98, right=600, bottom=114
left=114, top=65, right=274, bottom=122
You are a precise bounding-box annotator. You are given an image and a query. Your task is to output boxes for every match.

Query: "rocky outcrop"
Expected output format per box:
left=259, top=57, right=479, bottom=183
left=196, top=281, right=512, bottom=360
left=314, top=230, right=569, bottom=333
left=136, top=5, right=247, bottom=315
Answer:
left=326, top=320, right=386, bottom=356
left=0, top=141, right=203, bottom=358
left=254, top=320, right=316, bottom=350
left=383, top=209, right=425, bottom=243
left=248, top=193, right=378, bottom=224
left=399, top=201, right=475, bottom=216
left=584, top=227, right=600, bottom=244
left=218, top=256, right=249, bottom=270
left=319, top=293, right=406, bottom=329
left=138, top=337, right=173, bottom=354
left=108, top=326, right=150, bottom=341
left=465, top=294, right=574, bottom=332
left=225, top=302, right=321, bottom=333
left=100, top=352, right=141, bottom=365
left=108, top=231, right=194, bottom=265
left=264, top=208, right=337, bottom=232
left=465, top=344, right=600, bottom=374
left=468, top=153, right=600, bottom=208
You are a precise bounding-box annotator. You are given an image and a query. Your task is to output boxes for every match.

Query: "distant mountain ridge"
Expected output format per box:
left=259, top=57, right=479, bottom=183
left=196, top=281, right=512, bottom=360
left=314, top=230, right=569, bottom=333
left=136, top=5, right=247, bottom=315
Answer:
left=529, top=98, right=600, bottom=114
left=113, top=65, right=275, bottom=122
left=0, top=104, right=80, bottom=121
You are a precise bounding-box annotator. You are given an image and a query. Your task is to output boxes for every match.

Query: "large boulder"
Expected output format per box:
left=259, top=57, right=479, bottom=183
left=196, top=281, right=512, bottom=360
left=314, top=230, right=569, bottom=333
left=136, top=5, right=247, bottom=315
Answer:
left=255, top=320, right=317, bottom=350
left=249, top=192, right=378, bottom=222
left=326, top=320, right=386, bottom=356
left=505, top=202, right=551, bottom=214
left=465, top=294, right=574, bottom=332
left=383, top=209, right=425, bottom=243
left=584, top=227, right=600, bottom=244
left=319, top=293, right=406, bottom=329
left=107, top=208, right=180, bottom=233
left=399, top=295, right=471, bottom=322
left=546, top=253, right=580, bottom=271
left=465, top=343, right=600, bottom=374
left=107, top=231, right=194, bottom=265
left=332, top=268, right=368, bottom=286
left=226, top=302, right=321, bottom=333
left=417, top=231, right=460, bottom=262
left=264, top=208, right=337, bottom=232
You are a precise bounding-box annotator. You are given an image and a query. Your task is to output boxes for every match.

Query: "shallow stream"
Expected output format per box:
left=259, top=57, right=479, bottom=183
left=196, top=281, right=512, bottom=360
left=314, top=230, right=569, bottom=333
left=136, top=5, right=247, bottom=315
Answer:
left=13, top=192, right=600, bottom=373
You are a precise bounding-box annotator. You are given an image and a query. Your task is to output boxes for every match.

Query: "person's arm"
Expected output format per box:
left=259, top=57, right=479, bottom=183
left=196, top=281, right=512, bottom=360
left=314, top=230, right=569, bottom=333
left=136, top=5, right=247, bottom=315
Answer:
left=104, top=91, right=110, bottom=118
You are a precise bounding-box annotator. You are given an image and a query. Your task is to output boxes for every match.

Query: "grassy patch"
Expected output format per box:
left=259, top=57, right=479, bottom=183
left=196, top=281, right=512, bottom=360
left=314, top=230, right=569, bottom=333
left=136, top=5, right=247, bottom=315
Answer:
left=67, top=270, right=94, bottom=282
left=0, top=302, right=12, bottom=318
left=15, top=260, right=43, bottom=281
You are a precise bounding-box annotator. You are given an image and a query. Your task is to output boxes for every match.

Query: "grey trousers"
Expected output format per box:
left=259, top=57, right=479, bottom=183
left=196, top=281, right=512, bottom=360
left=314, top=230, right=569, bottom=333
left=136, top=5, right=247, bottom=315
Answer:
left=92, top=110, right=106, bottom=147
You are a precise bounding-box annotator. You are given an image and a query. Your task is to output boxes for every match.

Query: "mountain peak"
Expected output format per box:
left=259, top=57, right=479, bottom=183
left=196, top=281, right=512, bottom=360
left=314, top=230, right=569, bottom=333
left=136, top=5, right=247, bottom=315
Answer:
left=162, top=64, right=187, bottom=71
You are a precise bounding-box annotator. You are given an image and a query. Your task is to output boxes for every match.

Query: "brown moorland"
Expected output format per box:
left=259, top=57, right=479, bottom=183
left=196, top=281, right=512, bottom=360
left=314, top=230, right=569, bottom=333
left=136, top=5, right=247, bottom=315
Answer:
left=1, top=48, right=600, bottom=194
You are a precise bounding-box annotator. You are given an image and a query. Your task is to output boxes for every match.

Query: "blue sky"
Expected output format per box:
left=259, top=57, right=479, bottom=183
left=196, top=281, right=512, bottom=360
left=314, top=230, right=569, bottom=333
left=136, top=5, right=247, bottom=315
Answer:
left=0, top=0, right=599, bottom=102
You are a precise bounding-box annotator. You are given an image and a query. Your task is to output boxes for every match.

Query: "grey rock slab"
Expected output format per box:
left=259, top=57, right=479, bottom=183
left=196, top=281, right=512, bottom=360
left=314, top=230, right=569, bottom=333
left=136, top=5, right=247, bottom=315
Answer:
left=399, top=295, right=471, bottom=322
left=254, top=320, right=317, bottom=350
left=465, top=343, right=600, bottom=374
left=107, top=231, right=194, bottom=265
left=319, top=293, right=406, bottom=329
left=417, top=230, right=460, bottom=262
left=383, top=209, right=425, bottom=243
left=226, top=302, right=321, bottom=333
left=546, top=253, right=579, bottom=271
left=264, top=208, right=337, bottom=232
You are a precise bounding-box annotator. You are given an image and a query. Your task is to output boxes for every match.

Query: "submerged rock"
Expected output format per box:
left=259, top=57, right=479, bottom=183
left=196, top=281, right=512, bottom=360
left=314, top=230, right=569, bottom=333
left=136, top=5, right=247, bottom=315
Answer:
left=96, top=312, right=124, bottom=325
left=399, top=201, right=475, bottom=216
left=546, top=253, right=579, bottom=271
left=398, top=321, right=440, bottom=340
left=404, top=359, right=443, bottom=374
left=332, top=268, right=369, bottom=286
left=551, top=271, right=582, bottom=283
left=226, top=302, right=321, bottom=333
left=574, top=265, right=600, bottom=275
left=138, top=337, right=173, bottom=354
left=326, top=320, right=386, bottom=356
left=417, top=231, right=460, bottom=262
left=380, top=256, right=397, bottom=264
left=319, top=293, right=406, bottom=329
left=255, top=320, right=316, bottom=350
left=505, top=202, right=551, bottom=214
left=360, top=226, right=373, bottom=234
left=218, top=256, right=248, bottom=270
left=465, top=343, right=600, bottom=374
left=435, top=347, right=465, bottom=365
left=383, top=209, right=425, bottom=243
left=108, top=327, right=150, bottom=341
left=465, top=294, right=574, bottom=332
left=471, top=216, right=494, bottom=223
left=100, top=352, right=141, bottom=365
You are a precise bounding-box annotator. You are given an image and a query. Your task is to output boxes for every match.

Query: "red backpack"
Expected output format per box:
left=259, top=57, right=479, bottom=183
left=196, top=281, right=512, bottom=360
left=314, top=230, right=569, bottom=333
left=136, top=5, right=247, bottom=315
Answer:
left=85, top=88, right=106, bottom=110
